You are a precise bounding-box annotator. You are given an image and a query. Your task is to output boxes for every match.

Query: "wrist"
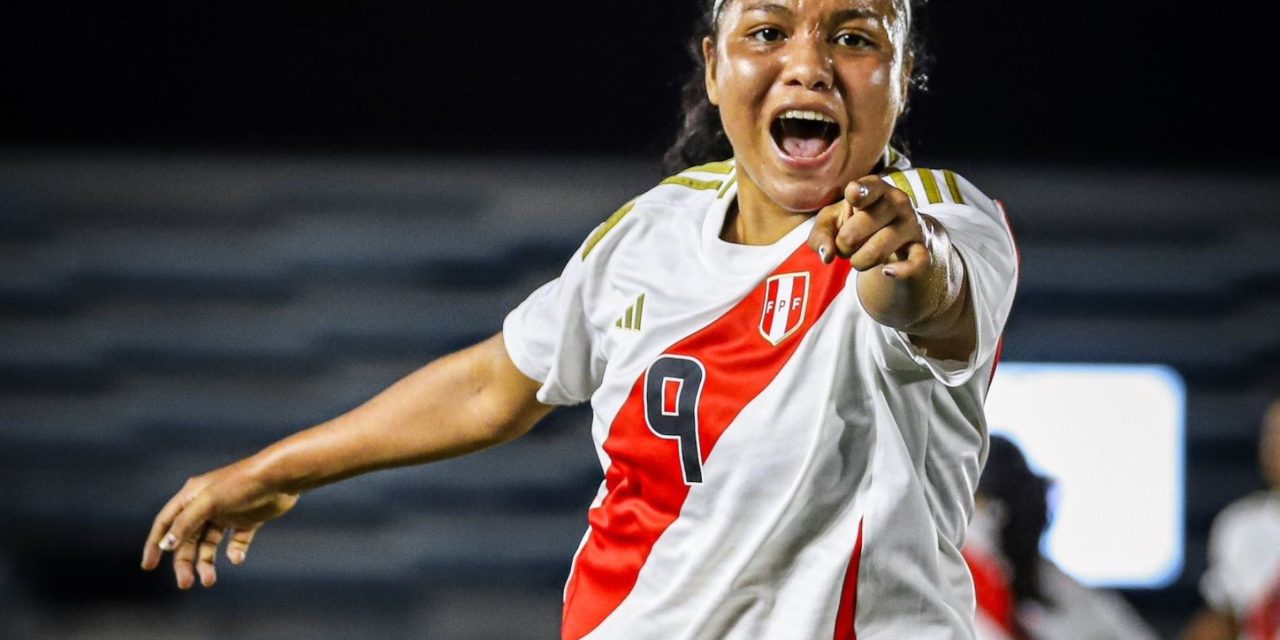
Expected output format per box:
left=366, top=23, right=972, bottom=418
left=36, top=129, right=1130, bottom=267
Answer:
left=243, top=441, right=310, bottom=496
left=920, top=214, right=964, bottom=313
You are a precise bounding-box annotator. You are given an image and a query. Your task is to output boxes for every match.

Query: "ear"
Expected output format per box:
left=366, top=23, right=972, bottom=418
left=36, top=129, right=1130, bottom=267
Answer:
left=703, top=36, right=720, bottom=107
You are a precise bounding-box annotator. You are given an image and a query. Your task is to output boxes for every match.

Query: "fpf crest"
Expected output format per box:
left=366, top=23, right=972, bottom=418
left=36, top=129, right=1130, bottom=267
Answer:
left=759, top=272, right=809, bottom=346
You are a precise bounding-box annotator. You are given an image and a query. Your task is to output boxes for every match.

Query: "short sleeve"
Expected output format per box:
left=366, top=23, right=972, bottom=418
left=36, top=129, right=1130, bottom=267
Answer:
left=874, top=170, right=1019, bottom=387
left=502, top=231, right=609, bottom=407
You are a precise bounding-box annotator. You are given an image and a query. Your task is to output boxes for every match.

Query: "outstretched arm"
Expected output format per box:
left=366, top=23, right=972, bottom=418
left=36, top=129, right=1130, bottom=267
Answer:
left=807, top=176, right=975, bottom=362
left=141, top=332, right=551, bottom=589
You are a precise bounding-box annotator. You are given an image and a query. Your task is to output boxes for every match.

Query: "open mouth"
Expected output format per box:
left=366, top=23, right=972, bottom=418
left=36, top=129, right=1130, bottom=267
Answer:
left=771, top=110, right=839, bottom=160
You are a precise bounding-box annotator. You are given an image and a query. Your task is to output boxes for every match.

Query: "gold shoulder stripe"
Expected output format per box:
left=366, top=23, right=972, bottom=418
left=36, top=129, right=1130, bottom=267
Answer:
left=684, top=160, right=735, bottom=175
left=943, top=170, right=966, bottom=205
left=917, top=169, right=944, bottom=205
left=660, top=176, right=724, bottom=191
left=582, top=200, right=637, bottom=260
left=885, top=171, right=918, bottom=208
left=717, top=174, right=738, bottom=198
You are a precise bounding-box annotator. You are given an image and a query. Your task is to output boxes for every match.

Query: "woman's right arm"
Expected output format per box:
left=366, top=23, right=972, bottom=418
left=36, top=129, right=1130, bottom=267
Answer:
left=140, top=332, right=552, bottom=590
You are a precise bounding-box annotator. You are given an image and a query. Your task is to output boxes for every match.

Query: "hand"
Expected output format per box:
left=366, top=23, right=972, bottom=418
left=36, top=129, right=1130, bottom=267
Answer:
left=807, top=176, right=929, bottom=279
left=807, top=175, right=971, bottom=356
left=141, top=459, right=298, bottom=589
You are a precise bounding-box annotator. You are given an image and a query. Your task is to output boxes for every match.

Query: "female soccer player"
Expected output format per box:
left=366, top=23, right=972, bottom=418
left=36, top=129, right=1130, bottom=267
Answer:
left=142, top=0, right=1018, bottom=637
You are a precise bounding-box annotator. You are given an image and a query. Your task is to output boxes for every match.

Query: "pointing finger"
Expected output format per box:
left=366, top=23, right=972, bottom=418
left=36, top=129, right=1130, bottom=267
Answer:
left=807, top=201, right=845, bottom=264
left=846, top=177, right=886, bottom=209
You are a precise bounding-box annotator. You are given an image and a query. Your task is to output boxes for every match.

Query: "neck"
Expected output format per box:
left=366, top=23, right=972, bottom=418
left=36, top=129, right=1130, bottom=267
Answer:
left=722, top=168, right=816, bottom=246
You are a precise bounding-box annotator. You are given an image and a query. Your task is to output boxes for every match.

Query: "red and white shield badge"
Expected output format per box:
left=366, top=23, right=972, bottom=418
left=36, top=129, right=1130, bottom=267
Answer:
left=759, top=272, right=810, bottom=346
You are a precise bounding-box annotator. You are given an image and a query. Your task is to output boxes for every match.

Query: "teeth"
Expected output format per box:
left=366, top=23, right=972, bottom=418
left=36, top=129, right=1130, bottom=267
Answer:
left=780, top=109, right=835, bottom=123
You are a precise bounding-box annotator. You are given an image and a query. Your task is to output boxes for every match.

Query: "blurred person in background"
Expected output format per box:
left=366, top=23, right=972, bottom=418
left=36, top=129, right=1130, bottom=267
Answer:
left=1181, top=399, right=1280, bottom=640
left=966, top=435, right=1159, bottom=640
left=140, top=0, right=1018, bottom=637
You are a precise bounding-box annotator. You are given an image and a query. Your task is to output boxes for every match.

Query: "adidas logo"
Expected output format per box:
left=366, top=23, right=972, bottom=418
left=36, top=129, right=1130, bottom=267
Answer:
left=615, top=293, right=646, bottom=332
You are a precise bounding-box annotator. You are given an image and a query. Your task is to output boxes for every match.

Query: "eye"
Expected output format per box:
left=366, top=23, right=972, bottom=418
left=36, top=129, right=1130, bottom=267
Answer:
left=833, top=32, right=875, bottom=48
left=748, top=27, right=785, bottom=43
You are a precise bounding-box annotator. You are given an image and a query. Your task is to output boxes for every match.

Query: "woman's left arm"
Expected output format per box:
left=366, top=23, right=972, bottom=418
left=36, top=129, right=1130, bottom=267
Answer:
left=807, top=176, right=975, bottom=362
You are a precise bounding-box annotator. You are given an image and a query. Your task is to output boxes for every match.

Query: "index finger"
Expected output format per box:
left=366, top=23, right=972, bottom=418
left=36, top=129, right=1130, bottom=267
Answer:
left=845, top=176, right=891, bottom=210
left=807, top=201, right=846, bottom=264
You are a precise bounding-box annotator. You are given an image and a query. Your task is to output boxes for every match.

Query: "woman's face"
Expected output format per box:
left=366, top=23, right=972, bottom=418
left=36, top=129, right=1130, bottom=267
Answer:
left=705, top=0, right=910, bottom=214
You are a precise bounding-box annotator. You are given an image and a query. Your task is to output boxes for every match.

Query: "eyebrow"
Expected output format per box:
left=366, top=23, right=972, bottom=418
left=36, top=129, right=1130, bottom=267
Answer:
left=740, top=3, right=882, bottom=23
left=740, top=2, right=793, bottom=16
left=831, top=8, right=879, bottom=23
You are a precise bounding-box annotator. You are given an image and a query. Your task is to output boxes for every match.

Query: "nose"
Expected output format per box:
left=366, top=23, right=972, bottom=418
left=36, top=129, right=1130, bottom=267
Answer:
left=780, top=35, right=833, bottom=91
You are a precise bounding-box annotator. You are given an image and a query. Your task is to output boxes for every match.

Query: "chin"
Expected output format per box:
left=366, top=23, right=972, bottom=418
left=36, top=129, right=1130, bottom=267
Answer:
left=766, top=180, right=844, bottom=213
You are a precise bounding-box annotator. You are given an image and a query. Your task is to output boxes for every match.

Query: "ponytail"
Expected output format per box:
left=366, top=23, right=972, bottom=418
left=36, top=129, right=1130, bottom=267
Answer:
left=662, top=3, right=730, bottom=176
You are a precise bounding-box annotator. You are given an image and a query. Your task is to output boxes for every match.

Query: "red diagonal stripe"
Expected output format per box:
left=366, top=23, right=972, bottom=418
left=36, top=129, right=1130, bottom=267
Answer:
left=832, top=519, right=865, bottom=640
left=561, top=245, right=852, bottom=639
left=1246, top=571, right=1280, bottom=640
left=963, top=546, right=1019, bottom=637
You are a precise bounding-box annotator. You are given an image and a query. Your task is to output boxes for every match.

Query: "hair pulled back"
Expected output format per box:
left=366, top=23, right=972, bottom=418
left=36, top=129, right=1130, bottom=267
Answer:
left=662, top=0, right=929, bottom=176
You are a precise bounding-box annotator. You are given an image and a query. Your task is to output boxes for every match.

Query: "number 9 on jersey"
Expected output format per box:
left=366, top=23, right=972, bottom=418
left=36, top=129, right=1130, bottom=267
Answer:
left=643, top=355, right=707, bottom=485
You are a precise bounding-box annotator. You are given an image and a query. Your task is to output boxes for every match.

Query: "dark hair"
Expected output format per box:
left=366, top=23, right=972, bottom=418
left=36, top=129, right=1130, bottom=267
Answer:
left=979, top=435, right=1054, bottom=607
left=662, top=0, right=931, bottom=176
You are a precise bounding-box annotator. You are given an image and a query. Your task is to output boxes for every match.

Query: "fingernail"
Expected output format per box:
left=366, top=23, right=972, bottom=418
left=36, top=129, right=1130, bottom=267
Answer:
left=857, top=184, right=870, bottom=199
left=159, top=533, right=177, bottom=551
left=230, top=549, right=245, bottom=564
left=817, top=245, right=827, bottom=260
left=882, top=266, right=898, bottom=278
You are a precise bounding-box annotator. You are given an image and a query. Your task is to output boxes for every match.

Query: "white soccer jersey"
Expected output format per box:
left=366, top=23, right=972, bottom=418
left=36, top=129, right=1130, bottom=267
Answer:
left=503, top=155, right=1019, bottom=640
left=1200, top=492, right=1280, bottom=640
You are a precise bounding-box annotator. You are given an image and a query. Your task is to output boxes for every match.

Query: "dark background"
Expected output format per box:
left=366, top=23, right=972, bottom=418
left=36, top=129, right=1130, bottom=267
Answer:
left=3, top=1, right=1275, bottom=168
